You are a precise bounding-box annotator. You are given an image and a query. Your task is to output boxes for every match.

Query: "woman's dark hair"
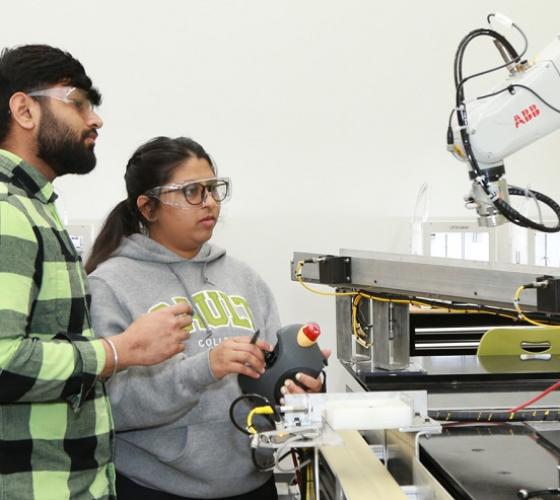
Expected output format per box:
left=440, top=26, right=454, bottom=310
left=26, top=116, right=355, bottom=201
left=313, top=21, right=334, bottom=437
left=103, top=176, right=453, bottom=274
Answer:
left=0, top=44, right=101, bottom=143
left=85, top=136, right=214, bottom=273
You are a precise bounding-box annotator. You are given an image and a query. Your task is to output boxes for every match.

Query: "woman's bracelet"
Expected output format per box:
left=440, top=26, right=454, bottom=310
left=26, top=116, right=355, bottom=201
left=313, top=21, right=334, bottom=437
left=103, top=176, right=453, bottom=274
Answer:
left=100, top=337, right=119, bottom=381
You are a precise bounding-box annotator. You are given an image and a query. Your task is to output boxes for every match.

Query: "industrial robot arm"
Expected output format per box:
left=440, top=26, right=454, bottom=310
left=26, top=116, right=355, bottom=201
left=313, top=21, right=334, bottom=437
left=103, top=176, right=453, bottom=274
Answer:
left=448, top=13, right=560, bottom=232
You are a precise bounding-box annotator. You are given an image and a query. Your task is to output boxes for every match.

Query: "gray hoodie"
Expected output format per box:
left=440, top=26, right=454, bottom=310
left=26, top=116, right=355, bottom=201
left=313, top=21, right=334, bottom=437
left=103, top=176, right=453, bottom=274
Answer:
left=88, top=234, right=281, bottom=498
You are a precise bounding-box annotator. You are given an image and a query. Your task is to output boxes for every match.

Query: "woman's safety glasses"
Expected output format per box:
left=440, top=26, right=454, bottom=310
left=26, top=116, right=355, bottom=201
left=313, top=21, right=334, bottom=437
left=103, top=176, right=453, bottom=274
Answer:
left=145, top=177, right=231, bottom=209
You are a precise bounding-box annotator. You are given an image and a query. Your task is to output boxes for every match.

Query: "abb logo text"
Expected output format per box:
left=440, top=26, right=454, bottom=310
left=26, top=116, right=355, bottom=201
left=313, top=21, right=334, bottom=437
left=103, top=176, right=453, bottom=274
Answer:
left=514, top=104, right=540, bottom=128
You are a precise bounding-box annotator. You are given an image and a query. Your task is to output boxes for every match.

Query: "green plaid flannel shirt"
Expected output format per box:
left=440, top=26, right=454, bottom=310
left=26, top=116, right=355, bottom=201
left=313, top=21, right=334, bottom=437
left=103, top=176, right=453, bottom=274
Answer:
left=0, top=150, right=116, bottom=500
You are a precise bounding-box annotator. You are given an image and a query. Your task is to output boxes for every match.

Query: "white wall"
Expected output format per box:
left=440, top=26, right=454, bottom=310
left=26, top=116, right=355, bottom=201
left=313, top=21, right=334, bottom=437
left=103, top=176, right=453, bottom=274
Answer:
left=5, top=1, right=560, bottom=387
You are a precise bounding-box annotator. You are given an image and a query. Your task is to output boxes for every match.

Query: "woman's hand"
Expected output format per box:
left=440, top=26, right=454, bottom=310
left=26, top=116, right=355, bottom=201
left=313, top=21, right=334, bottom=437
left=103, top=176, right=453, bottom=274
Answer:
left=279, top=348, right=331, bottom=401
left=209, top=336, right=272, bottom=380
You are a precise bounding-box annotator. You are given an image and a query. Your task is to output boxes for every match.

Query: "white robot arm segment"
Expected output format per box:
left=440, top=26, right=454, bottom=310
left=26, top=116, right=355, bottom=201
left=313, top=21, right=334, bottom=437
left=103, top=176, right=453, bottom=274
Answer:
left=448, top=16, right=560, bottom=232
left=456, top=37, right=560, bottom=164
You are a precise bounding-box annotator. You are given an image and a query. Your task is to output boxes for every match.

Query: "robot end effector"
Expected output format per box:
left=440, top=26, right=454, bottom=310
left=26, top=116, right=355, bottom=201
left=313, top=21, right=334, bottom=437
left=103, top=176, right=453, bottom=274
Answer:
left=448, top=12, right=560, bottom=232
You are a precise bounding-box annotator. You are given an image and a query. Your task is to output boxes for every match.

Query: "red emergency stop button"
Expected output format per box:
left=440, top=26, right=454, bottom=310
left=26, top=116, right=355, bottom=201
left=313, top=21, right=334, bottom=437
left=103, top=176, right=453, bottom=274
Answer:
left=297, top=322, right=321, bottom=347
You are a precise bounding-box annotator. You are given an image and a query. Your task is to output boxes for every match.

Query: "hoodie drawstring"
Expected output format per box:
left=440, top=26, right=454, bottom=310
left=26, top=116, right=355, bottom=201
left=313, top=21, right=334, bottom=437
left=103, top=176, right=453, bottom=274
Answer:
left=201, top=261, right=215, bottom=286
left=167, top=264, right=213, bottom=339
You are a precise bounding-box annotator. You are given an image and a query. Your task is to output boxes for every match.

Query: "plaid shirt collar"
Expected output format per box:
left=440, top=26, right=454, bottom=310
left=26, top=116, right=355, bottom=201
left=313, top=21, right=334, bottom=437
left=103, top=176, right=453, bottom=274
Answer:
left=0, top=149, right=57, bottom=204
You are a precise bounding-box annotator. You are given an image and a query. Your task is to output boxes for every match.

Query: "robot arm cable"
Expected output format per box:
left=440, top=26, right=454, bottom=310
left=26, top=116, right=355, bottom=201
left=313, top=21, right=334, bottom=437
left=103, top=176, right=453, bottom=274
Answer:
left=454, top=26, right=526, bottom=100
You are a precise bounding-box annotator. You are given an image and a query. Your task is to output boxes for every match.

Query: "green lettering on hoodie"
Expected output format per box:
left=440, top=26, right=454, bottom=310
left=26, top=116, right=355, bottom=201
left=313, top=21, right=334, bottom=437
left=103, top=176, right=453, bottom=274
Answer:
left=148, top=291, right=255, bottom=333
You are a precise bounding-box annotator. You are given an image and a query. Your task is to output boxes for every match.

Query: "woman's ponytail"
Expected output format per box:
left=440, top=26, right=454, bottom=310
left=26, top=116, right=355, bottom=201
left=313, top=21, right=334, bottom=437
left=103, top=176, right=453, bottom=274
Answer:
left=84, top=199, right=141, bottom=274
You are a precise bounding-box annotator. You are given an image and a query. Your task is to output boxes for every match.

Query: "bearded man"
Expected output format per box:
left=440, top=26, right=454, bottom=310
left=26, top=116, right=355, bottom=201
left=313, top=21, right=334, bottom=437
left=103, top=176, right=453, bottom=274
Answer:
left=0, top=44, right=192, bottom=500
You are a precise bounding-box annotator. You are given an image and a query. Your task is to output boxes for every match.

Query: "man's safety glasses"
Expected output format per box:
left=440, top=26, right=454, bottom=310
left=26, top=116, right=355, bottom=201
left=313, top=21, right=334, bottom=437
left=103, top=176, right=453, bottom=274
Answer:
left=145, top=177, right=231, bottom=209
left=27, top=86, right=95, bottom=116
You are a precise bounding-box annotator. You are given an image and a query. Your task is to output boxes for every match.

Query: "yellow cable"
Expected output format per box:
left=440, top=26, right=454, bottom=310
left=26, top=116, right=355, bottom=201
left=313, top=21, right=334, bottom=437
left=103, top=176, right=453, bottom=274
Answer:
left=246, top=406, right=274, bottom=434
left=357, top=289, right=520, bottom=321
left=295, top=261, right=355, bottom=297
left=295, top=261, right=532, bottom=330
left=351, top=294, right=371, bottom=347
left=513, top=285, right=560, bottom=328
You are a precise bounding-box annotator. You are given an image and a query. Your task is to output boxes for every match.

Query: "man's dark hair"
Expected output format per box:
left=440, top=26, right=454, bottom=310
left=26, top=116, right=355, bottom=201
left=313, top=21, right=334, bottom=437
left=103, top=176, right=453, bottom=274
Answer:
left=0, top=44, right=102, bottom=143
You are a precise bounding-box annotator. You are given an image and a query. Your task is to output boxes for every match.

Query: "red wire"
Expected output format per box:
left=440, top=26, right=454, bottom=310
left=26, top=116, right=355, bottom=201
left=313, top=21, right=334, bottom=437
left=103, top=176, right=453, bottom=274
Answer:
left=508, top=380, right=560, bottom=413
left=290, top=449, right=303, bottom=491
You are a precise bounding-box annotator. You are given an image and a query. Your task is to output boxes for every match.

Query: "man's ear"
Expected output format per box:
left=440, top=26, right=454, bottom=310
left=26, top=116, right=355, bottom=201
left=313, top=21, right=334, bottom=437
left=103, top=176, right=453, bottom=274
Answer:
left=137, top=195, right=158, bottom=222
left=8, top=92, right=40, bottom=131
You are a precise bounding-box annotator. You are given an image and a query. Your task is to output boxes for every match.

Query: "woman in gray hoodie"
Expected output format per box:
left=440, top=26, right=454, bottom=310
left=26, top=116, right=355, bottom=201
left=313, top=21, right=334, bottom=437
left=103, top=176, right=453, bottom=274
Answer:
left=85, top=137, right=324, bottom=500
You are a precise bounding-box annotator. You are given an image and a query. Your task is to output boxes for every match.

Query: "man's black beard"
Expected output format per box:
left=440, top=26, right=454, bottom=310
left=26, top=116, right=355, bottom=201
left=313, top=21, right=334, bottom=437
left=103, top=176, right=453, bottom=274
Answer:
left=37, top=105, right=97, bottom=176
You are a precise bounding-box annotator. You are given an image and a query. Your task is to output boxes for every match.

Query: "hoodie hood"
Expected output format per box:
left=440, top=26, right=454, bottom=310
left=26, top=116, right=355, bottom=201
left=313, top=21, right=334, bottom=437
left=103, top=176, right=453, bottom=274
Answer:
left=114, top=233, right=226, bottom=265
